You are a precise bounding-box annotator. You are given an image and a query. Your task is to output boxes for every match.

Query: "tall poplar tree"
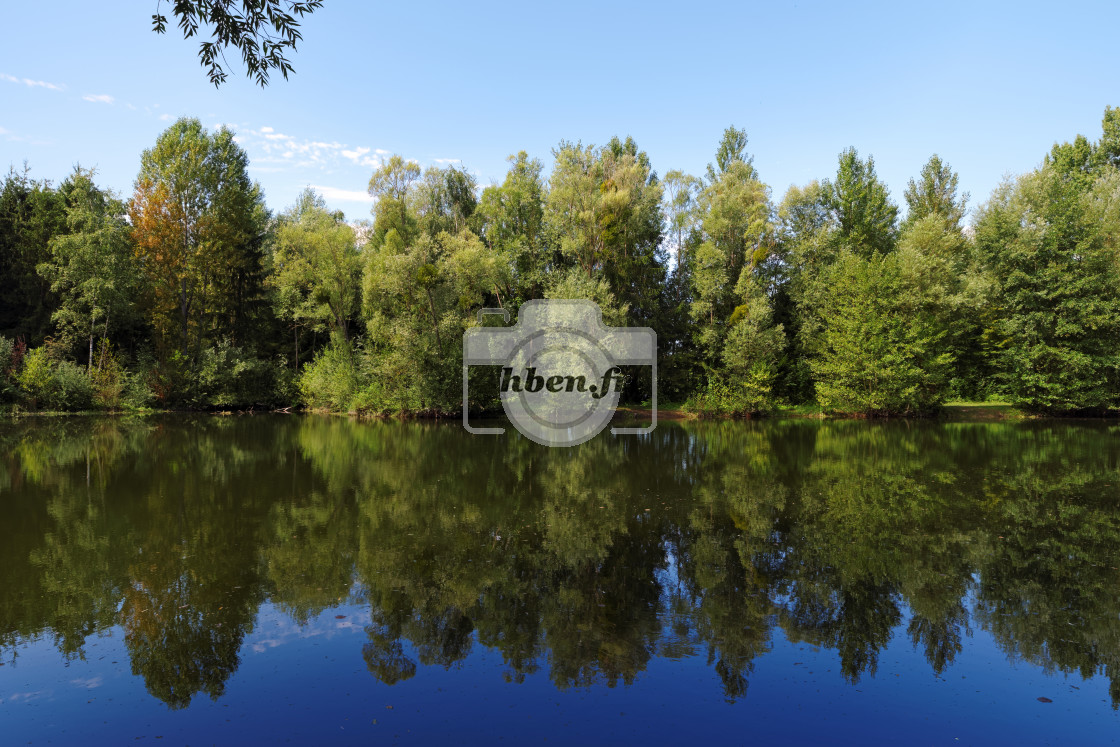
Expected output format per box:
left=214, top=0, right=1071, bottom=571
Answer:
left=825, top=148, right=898, bottom=257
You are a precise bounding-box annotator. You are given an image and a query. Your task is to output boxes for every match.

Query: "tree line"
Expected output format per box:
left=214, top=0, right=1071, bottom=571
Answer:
left=1, top=108, right=1119, bottom=415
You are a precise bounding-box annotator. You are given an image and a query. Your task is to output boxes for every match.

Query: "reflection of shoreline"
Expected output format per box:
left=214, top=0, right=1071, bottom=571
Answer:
left=613, top=406, right=691, bottom=421
left=614, top=403, right=1034, bottom=421
left=0, top=403, right=1086, bottom=422
left=3, top=416, right=1120, bottom=711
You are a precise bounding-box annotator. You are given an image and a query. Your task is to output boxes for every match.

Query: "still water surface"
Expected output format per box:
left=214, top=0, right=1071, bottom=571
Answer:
left=2, top=415, right=1120, bottom=743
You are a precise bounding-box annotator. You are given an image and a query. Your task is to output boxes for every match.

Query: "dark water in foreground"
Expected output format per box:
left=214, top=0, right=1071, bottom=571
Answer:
left=2, top=415, right=1120, bottom=744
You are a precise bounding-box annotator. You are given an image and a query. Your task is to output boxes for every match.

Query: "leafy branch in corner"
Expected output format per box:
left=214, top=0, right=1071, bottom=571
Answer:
left=151, top=0, right=324, bottom=87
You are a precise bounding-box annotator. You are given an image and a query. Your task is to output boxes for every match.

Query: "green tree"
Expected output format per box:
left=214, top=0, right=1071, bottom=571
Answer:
left=690, top=167, right=773, bottom=368
left=825, top=148, right=898, bottom=257
left=367, top=155, right=421, bottom=250
left=771, top=180, right=836, bottom=401
left=662, top=169, right=701, bottom=268
left=690, top=291, right=785, bottom=416
left=130, top=118, right=269, bottom=361
left=684, top=130, right=782, bottom=411
left=974, top=163, right=1120, bottom=412
left=544, top=137, right=664, bottom=323
left=897, top=214, right=975, bottom=394
left=903, top=154, right=967, bottom=230
left=268, top=188, right=362, bottom=363
left=354, top=228, right=505, bottom=414
left=414, top=164, right=478, bottom=238
left=1098, top=105, right=1120, bottom=170
left=706, top=125, right=756, bottom=183
left=897, top=155, right=982, bottom=397
left=810, top=251, right=953, bottom=415
left=0, top=166, right=67, bottom=343
left=778, top=152, right=902, bottom=408
left=775, top=180, right=836, bottom=292
left=37, top=168, right=140, bottom=372
left=475, top=151, right=547, bottom=304
left=658, top=169, right=703, bottom=399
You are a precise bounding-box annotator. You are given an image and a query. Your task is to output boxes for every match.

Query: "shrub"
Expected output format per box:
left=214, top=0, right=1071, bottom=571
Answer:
left=0, top=336, right=12, bottom=375
left=687, top=365, right=778, bottom=417
left=0, top=336, right=17, bottom=402
left=149, top=351, right=190, bottom=406
left=17, top=347, right=94, bottom=411
left=121, top=356, right=157, bottom=410
left=18, top=347, right=55, bottom=410
left=90, top=351, right=128, bottom=409
left=298, top=339, right=363, bottom=411
left=197, top=339, right=284, bottom=408
left=51, top=360, right=94, bottom=410
left=686, top=292, right=785, bottom=417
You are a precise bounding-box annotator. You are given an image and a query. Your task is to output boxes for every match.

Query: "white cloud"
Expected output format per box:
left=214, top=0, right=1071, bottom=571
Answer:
left=433, top=158, right=461, bottom=165
left=82, top=94, right=114, bottom=104
left=0, top=126, right=52, bottom=146
left=70, top=677, right=103, bottom=689
left=159, top=113, right=173, bottom=121
left=341, top=146, right=370, bottom=160
left=341, top=146, right=381, bottom=168
left=311, top=185, right=375, bottom=204
left=1, top=73, right=64, bottom=91
left=233, top=125, right=396, bottom=180
left=242, top=129, right=363, bottom=168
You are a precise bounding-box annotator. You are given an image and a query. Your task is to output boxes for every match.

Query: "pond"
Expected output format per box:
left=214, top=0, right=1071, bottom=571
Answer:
left=2, top=415, right=1120, bottom=743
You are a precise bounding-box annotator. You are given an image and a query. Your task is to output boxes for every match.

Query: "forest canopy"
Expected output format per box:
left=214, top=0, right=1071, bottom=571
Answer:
left=2, top=107, right=1119, bottom=416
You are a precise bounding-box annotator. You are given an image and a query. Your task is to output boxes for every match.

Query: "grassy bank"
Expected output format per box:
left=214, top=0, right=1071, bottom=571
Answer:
left=0, top=401, right=1060, bottom=423
left=619, top=400, right=1032, bottom=422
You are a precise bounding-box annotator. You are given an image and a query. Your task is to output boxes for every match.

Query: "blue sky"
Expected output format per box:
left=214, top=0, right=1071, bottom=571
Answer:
left=1, top=1, right=1118, bottom=223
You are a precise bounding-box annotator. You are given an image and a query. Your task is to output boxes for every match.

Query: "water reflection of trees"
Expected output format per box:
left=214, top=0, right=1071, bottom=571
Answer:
left=3, top=417, right=1120, bottom=707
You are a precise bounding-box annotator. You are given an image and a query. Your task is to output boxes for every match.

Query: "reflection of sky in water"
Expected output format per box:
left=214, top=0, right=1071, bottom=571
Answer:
left=248, top=594, right=364, bottom=654
left=2, top=597, right=1114, bottom=744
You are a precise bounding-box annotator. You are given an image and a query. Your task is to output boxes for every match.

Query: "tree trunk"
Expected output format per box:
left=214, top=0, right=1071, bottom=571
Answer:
left=179, top=277, right=189, bottom=351
left=338, top=311, right=349, bottom=342
left=99, top=314, right=109, bottom=372
left=425, top=287, right=443, bottom=357
left=88, top=308, right=95, bottom=374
